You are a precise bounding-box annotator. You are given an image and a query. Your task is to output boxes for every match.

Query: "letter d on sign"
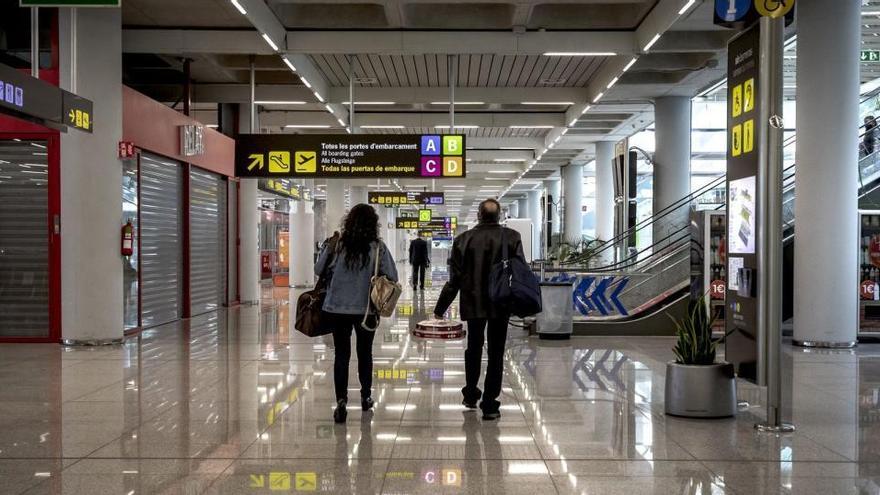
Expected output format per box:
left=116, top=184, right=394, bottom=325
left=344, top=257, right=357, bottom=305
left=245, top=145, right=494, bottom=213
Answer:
left=443, top=157, right=463, bottom=177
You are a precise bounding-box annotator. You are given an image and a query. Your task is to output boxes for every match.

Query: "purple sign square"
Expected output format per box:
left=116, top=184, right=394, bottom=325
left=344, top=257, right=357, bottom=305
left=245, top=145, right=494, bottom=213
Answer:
left=421, top=156, right=442, bottom=177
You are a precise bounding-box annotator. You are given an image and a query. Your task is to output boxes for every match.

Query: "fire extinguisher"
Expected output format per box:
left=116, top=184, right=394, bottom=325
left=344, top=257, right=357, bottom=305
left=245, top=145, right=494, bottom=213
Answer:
left=121, top=220, right=135, bottom=257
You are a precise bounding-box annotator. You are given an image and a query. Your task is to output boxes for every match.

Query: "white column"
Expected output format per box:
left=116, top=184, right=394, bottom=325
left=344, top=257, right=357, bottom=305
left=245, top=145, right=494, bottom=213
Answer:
left=793, top=0, right=859, bottom=346
left=239, top=180, right=261, bottom=304
left=325, top=181, right=346, bottom=235
left=527, top=190, right=542, bottom=258
left=288, top=198, right=315, bottom=287
left=349, top=185, right=367, bottom=206
left=507, top=201, right=519, bottom=219
left=517, top=198, right=529, bottom=219
left=544, top=179, right=561, bottom=250
left=595, top=141, right=616, bottom=242
left=58, top=8, right=123, bottom=343
left=562, top=163, right=583, bottom=244
left=653, top=96, right=692, bottom=244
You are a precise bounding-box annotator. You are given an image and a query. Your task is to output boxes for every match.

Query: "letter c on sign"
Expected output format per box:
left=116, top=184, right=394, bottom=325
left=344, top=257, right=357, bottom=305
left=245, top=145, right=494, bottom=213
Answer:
left=426, top=159, right=438, bottom=174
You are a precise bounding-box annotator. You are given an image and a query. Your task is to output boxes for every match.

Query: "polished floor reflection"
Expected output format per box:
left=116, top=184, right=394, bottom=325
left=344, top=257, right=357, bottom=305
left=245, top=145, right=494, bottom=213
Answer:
left=3, top=267, right=880, bottom=493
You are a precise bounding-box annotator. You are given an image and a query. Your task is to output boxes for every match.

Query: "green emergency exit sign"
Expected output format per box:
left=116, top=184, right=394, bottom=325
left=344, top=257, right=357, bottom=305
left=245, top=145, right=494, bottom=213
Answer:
left=862, top=50, right=880, bottom=63
left=20, top=0, right=120, bottom=6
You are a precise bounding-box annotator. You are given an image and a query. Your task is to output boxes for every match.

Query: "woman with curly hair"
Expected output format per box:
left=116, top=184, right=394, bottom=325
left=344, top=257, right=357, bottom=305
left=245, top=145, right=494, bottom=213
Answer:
left=314, top=203, right=398, bottom=423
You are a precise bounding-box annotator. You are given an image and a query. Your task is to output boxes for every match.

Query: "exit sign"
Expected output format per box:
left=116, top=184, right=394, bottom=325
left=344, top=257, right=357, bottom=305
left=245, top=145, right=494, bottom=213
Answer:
left=20, top=0, right=120, bottom=6
left=862, top=50, right=880, bottom=63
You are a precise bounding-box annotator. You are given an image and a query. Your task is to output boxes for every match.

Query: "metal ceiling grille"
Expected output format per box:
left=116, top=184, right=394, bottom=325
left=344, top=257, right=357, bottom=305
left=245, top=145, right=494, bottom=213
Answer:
left=310, top=54, right=607, bottom=88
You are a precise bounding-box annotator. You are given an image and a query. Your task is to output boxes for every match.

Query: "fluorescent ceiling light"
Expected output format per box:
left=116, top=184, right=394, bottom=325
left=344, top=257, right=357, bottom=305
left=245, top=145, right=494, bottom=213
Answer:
left=500, top=146, right=533, bottom=150
left=313, top=91, right=325, bottom=103
left=487, top=170, right=518, bottom=174
left=581, top=104, right=592, bottom=115
left=568, top=117, right=578, bottom=127
left=643, top=33, right=662, bottom=52
left=430, top=101, right=484, bottom=105
left=592, top=92, right=604, bottom=103
left=254, top=100, right=305, bottom=105
left=206, top=124, right=219, bottom=128
left=509, top=125, right=555, bottom=129
left=324, top=104, right=334, bottom=113
left=285, top=124, right=331, bottom=129
left=261, top=33, right=279, bottom=52
left=493, top=158, right=527, bottom=162
left=606, top=76, right=619, bottom=90
left=341, top=101, right=396, bottom=105
left=360, top=125, right=405, bottom=129
left=520, top=102, right=574, bottom=106
left=678, top=0, right=696, bottom=15
left=230, top=0, right=247, bottom=15
left=282, top=57, right=297, bottom=72
left=434, top=125, right=479, bottom=129
left=543, top=52, right=616, bottom=56
left=623, top=57, right=638, bottom=72
left=444, top=185, right=467, bottom=188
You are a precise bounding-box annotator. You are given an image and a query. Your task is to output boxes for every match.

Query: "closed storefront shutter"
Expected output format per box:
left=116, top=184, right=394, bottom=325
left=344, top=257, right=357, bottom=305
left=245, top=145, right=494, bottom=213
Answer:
left=140, top=153, right=183, bottom=328
left=227, top=181, right=238, bottom=303
left=0, top=140, right=49, bottom=337
left=189, top=167, right=227, bottom=316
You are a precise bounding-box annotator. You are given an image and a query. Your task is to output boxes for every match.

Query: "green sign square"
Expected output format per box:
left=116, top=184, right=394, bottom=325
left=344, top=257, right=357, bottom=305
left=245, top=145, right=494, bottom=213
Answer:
left=20, top=0, right=120, bottom=6
left=418, top=209, right=432, bottom=222
left=442, top=135, right=463, bottom=156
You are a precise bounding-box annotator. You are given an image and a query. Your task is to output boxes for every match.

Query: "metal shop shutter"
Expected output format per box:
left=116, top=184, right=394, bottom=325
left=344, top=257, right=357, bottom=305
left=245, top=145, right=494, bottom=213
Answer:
left=140, top=153, right=183, bottom=328
left=227, top=181, right=238, bottom=304
left=189, top=167, right=227, bottom=316
left=0, top=140, right=49, bottom=337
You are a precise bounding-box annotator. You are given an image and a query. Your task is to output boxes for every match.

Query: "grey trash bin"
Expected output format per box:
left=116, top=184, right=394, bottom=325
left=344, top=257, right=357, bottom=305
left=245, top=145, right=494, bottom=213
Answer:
left=536, top=281, right=574, bottom=339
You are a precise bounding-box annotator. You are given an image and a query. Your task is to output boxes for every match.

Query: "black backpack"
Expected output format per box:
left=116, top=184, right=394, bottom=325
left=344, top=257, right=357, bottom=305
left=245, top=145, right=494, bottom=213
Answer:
left=488, top=228, right=542, bottom=317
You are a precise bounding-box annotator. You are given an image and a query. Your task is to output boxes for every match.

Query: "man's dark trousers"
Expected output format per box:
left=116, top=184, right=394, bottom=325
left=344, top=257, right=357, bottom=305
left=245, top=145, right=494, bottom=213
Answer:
left=462, top=318, right=509, bottom=413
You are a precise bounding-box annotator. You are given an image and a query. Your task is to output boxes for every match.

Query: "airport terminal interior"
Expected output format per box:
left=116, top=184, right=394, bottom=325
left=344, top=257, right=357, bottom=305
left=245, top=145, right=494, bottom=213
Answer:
left=0, top=0, right=879, bottom=493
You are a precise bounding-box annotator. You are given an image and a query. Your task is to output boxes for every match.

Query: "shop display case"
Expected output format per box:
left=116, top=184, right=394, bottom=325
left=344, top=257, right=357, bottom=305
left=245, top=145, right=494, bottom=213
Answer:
left=692, top=209, right=727, bottom=331
left=860, top=210, right=880, bottom=336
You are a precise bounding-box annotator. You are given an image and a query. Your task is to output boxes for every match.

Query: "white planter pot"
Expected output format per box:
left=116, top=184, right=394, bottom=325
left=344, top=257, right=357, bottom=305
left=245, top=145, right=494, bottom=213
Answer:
left=664, top=361, right=736, bottom=418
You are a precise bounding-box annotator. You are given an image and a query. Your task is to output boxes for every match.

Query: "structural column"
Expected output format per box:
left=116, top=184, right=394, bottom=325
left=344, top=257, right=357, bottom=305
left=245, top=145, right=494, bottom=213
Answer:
left=237, top=104, right=261, bottom=304
left=349, top=185, right=368, bottom=206
left=527, top=190, right=542, bottom=258
left=793, top=0, right=859, bottom=347
left=507, top=201, right=519, bottom=220
left=562, top=163, right=583, bottom=244
left=544, top=179, right=561, bottom=251
left=517, top=198, right=529, bottom=220
left=653, top=96, right=692, bottom=245
left=58, top=8, right=123, bottom=343
left=288, top=196, right=315, bottom=288
left=595, top=141, right=616, bottom=242
left=325, top=181, right=346, bottom=235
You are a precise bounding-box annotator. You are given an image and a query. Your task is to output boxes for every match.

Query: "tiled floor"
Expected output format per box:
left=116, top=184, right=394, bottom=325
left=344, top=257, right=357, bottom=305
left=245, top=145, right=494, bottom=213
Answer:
left=3, top=267, right=880, bottom=494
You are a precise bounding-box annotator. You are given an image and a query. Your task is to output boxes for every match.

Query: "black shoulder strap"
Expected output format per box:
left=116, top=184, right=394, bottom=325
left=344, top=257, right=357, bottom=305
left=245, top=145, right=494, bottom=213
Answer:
left=500, top=227, right=509, bottom=262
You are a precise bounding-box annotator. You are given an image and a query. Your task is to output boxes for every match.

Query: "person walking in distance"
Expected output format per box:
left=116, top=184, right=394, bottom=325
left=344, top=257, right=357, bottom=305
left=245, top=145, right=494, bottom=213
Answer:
left=315, top=204, right=398, bottom=423
left=433, top=198, right=525, bottom=420
left=409, top=235, right=430, bottom=290
left=865, top=115, right=877, bottom=157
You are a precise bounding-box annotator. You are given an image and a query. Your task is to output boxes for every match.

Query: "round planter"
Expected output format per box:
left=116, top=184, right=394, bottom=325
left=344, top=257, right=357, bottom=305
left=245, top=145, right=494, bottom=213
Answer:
left=664, top=361, right=736, bottom=418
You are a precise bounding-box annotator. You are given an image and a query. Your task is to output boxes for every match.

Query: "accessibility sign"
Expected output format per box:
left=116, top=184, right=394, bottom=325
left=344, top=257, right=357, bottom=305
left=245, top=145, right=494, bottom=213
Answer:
left=754, top=0, right=794, bottom=19
left=235, top=134, right=467, bottom=179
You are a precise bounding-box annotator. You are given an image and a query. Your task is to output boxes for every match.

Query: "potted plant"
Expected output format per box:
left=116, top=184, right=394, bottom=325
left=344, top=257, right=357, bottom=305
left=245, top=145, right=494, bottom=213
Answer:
left=664, top=294, right=736, bottom=418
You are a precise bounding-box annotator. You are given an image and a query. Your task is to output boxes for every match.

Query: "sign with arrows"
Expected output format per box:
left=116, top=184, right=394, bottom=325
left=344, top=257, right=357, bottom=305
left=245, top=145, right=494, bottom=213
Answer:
left=863, top=50, right=880, bottom=63
left=368, top=191, right=444, bottom=206
left=569, top=276, right=629, bottom=316
left=235, top=134, right=466, bottom=179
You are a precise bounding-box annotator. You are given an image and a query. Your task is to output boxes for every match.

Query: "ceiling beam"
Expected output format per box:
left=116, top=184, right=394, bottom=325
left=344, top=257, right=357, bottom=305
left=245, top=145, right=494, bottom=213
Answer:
left=258, top=111, right=565, bottom=128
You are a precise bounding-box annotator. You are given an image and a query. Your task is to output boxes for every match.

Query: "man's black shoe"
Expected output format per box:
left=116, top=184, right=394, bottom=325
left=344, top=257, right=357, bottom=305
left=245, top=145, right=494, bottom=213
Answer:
left=482, top=410, right=501, bottom=421
left=462, top=399, right=478, bottom=410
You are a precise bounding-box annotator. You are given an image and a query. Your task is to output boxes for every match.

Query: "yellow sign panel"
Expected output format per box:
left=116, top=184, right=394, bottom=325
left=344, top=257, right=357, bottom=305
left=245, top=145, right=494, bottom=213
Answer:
left=295, top=472, right=317, bottom=491
left=743, top=119, right=754, bottom=154
left=295, top=151, right=317, bottom=173
left=731, top=84, right=742, bottom=118
left=755, top=0, right=794, bottom=18
left=419, top=209, right=432, bottom=222
left=248, top=154, right=264, bottom=171
left=268, top=151, right=291, bottom=173
left=743, top=78, right=755, bottom=114
left=732, top=124, right=743, bottom=157
left=269, top=471, right=291, bottom=491
left=249, top=475, right=265, bottom=488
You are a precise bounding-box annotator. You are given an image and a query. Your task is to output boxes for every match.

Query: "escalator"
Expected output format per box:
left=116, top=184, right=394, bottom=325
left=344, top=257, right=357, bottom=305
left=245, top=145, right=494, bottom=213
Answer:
left=542, top=124, right=880, bottom=336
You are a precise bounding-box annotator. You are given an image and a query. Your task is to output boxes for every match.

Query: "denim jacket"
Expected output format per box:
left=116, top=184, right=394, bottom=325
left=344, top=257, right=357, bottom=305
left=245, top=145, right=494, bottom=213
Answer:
left=315, top=240, right=398, bottom=315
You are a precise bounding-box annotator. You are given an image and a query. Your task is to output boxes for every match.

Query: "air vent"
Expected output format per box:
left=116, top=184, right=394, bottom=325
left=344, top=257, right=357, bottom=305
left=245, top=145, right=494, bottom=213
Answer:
left=354, top=77, right=378, bottom=84
left=539, top=78, right=568, bottom=85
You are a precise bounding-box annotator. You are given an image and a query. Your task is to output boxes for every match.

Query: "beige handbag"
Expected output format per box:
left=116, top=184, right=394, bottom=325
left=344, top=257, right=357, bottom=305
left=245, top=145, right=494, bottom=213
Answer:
left=362, top=244, right=402, bottom=331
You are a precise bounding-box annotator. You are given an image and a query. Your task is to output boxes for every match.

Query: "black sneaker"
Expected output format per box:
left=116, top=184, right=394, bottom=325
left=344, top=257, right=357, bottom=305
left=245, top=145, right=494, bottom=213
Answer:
left=333, top=399, right=347, bottom=423
left=362, top=397, right=374, bottom=411
left=462, top=399, right=478, bottom=410
left=482, top=410, right=501, bottom=421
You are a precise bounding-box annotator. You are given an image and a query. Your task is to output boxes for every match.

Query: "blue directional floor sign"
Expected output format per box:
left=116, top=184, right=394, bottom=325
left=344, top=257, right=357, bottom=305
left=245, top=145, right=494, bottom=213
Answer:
left=572, top=276, right=630, bottom=316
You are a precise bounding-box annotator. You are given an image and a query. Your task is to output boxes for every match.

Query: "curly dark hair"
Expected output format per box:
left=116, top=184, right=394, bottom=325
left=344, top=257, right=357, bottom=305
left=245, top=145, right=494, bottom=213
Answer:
left=340, top=203, right=380, bottom=269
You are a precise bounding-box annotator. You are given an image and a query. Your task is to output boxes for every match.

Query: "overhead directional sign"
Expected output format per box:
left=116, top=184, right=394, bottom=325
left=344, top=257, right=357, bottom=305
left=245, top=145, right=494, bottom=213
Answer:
left=20, top=0, right=120, bottom=6
left=754, top=0, right=794, bottom=18
left=368, top=191, right=444, bottom=206
left=259, top=178, right=302, bottom=200
left=62, top=91, right=93, bottom=133
left=396, top=216, right=457, bottom=231
left=235, top=134, right=466, bottom=179
left=0, top=63, right=93, bottom=132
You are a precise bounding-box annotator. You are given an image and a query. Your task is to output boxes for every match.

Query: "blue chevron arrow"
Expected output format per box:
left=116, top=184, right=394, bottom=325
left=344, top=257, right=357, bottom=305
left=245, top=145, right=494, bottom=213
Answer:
left=589, top=277, right=612, bottom=316
left=609, top=277, right=629, bottom=316
left=573, top=277, right=595, bottom=315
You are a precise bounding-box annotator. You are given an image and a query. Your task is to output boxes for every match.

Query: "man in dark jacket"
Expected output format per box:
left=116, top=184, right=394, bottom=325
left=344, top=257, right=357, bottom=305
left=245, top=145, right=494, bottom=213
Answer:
left=408, top=235, right=430, bottom=290
left=433, top=198, right=525, bottom=420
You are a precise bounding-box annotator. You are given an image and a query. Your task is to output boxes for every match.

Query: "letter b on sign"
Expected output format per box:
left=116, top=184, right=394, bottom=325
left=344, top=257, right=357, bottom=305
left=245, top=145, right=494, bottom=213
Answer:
left=442, top=136, right=463, bottom=155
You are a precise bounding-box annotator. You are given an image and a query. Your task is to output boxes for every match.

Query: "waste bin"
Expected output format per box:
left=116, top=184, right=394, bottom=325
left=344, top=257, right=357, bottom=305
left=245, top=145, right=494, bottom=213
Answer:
left=536, top=281, right=574, bottom=339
